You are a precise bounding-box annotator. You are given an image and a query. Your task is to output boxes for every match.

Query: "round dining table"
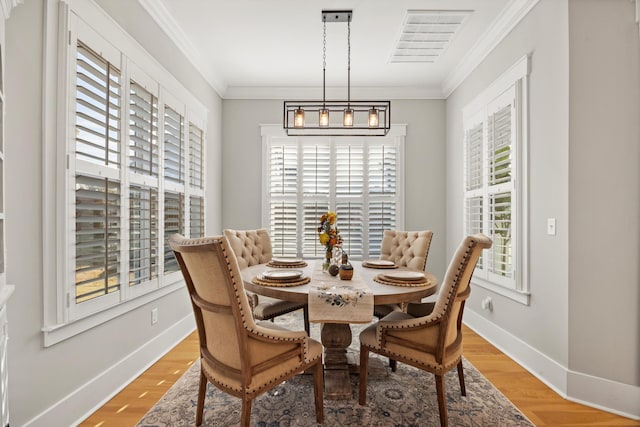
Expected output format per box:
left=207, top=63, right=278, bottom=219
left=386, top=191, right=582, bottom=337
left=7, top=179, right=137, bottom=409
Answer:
left=241, top=260, right=438, bottom=400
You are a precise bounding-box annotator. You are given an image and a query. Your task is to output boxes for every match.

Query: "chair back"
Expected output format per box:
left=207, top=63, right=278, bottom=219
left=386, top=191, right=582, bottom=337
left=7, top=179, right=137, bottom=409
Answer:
left=380, top=230, right=433, bottom=270
left=432, top=233, right=492, bottom=359
left=224, top=228, right=273, bottom=269
left=169, top=234, right=256, bottom=383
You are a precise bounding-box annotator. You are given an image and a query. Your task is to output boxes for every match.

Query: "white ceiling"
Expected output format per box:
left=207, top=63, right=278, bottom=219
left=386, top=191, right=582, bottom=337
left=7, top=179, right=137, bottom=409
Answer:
left=139, top=0, right=538, bottom=99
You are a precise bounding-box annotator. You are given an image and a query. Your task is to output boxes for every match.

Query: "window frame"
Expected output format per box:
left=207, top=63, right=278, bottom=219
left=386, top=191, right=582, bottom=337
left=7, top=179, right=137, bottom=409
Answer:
left=462, top=55, right=530, bottom=305
left=42, top=0, right=208, bottom=346
left=260, top=125, right=406, bottom=260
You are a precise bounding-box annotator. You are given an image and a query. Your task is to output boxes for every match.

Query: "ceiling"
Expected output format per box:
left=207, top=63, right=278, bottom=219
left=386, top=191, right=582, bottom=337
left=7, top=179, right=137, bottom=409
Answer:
left=139, top=0, right=537, bottom=99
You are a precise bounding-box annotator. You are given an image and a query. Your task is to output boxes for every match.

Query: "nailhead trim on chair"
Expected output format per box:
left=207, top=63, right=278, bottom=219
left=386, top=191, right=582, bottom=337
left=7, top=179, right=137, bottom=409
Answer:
left=373, top=241, right=477, bottom=350
left=220, top=240, right=312, bottom=361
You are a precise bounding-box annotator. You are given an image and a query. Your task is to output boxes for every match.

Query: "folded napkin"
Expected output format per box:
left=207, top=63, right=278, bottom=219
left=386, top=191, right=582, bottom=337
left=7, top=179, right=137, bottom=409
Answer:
left=308, top=261, right=373, bottom=324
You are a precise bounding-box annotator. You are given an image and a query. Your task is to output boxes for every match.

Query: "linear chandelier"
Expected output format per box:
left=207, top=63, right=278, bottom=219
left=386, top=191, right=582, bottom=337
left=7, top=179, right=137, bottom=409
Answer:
left=283, top=10, right=391, bottom=137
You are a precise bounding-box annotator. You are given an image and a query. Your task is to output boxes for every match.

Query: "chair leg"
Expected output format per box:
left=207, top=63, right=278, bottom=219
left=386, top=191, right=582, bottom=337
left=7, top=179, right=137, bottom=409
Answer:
left=359, top=347, right=369, bottom=405
left=303, top=306, right=310, bottom=335
left=435, top=373, right=448, bottom=427
left=457, top=360, right=466, bottom=396
left=313, top=359, right=324, bottom=423
left=389, top=358, right=397, bottom=372
left=196, top=370, right=207, bottom=426
left=241, top=398, right=252, bottom=427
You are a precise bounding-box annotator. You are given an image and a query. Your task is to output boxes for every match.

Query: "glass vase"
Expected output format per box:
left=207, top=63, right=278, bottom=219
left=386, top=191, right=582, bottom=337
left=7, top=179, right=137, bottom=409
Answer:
left=323, top=250, right=332, bottom=272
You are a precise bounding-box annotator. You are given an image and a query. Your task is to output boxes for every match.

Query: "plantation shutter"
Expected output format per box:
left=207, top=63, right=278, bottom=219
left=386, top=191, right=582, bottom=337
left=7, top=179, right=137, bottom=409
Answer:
left=486, top=97, right=515, bottom=281
left=463, top=83, right=518, bottom=290
left=264, top=132, right=403, bottom=260
left=74, top=37, right=123, bottom=305
left=336, top=144, right=364, bottom=258
left=302, top=201, right=329, bottom=257
left=465, top=123, right=483, bottom=191
left=189, top=122, right=203, bottom=189
left=367, top=144, right=397, bottom=255
left=129, top=185, right=158, bottom=286
left=164, top=106, right=184, bottom=184
left=163, top=191, right=184, bottom=274
left=301, top=143, right=330, bottom=257
left=269, top=143, right=298, bottom=256
left=189, top=196, right=204, bottom=238
left=129, top=81, right=158, bottom=176
left=75, top=42, right=121, bottom=167
left=75, top=175, right=121, bottom=303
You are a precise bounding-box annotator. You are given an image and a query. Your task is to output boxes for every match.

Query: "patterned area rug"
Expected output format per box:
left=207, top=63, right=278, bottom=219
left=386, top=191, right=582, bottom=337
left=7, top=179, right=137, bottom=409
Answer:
left=137, top=312, right=534, bottom=427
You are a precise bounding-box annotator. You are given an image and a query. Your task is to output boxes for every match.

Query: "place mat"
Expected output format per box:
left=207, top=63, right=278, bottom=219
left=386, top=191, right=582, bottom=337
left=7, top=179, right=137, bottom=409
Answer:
left=362, top=260, right=398, bottom=269
left=374, top=273, right=430, bottom=287
left=252, top=275, right=311, bottom=287
left=266, top=260, right=308, bottom=268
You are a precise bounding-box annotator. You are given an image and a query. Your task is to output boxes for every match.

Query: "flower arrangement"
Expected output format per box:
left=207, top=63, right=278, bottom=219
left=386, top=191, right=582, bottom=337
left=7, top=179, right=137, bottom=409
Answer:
left=318, top=211, right=343, bottom=253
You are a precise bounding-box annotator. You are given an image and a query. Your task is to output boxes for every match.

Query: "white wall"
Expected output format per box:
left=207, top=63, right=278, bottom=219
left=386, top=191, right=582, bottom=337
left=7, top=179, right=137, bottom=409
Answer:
left=221, top=99, right=448, bottom=279
left=4, top=0, right=221, bottom=425
left=448, top=0, right=639, bottom=418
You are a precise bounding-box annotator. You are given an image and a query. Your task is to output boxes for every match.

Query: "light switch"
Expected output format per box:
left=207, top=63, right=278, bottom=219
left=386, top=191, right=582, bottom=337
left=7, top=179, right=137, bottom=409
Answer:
left=547, top=218, right=556, bottom=236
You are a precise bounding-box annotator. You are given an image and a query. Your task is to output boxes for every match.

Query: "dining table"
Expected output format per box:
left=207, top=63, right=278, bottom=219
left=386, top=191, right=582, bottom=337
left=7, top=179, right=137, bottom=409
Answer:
left=241, top=259, right=438, bottom=400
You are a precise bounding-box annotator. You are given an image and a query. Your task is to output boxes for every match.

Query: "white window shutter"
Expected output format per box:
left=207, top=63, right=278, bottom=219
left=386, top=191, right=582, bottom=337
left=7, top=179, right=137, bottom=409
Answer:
left=163, top=106, right=184, bottom=184
left=75, top=175, right=121, bottom=303
left=75, top=42, right=121, bottom=167
left=129, top=185, right=158, bottom=286
left=189, top=195, right=204, bottom=238
left=129, top=81, right=159, bottom=176
left=163, top=191, right=184, bottom=274
left=189, top=122, right=204, bottom=189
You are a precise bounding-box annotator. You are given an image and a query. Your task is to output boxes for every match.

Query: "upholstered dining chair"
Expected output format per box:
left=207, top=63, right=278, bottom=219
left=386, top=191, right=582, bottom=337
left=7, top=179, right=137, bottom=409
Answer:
left=224, top=228, right=310, bottom=334
left=374, top=229, right=434, bottom=319
left=359, top=233, right=492, bottom=427
left=169, top=234, right=324, bottom=427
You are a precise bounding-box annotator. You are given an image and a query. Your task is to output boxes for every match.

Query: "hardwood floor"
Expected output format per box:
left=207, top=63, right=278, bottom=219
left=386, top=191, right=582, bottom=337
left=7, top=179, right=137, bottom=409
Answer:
left=79, top=319, right=639, bottom=426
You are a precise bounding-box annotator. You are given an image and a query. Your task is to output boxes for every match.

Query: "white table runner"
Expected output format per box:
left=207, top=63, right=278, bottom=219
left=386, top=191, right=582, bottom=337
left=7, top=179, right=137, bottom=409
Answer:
left=308, top=261, right=374, bottom=324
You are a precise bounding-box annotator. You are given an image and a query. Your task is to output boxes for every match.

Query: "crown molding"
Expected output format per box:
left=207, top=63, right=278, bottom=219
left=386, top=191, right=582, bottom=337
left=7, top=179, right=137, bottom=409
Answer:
left=224, top=85, right=446, bottom=100
left=0, top=0, right=23, bottom=20
left=137, top=0, right=226, bottom=97
left=441, top=0, right=540, bottom=98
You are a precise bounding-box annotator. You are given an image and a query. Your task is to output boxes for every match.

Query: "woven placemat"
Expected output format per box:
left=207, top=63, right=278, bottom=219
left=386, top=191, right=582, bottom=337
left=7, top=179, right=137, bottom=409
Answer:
left=252, top=275, right=311, bottom=287
left=373, top=274, right=430, bottom=287
left=265, top=261, right=308, bottom=268
left=362, top=261, right=398, bottom=269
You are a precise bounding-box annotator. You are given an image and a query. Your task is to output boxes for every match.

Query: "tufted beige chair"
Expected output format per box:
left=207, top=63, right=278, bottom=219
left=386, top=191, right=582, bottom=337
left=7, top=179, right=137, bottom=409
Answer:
left=359, top=233, right=492, bottom=427
left=374, top=230, right=434, bottom=319
left=224, top=228, right=309, bottom=334
left=169, top=234, right=324, bottom=427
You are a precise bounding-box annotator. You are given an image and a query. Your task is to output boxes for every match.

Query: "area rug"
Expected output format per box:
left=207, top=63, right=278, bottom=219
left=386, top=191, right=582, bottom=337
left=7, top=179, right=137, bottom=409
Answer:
left=137, top=312, right=534, bottom=427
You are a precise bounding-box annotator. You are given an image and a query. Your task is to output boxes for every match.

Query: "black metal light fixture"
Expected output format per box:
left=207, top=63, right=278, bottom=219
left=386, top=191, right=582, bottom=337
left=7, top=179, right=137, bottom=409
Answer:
left=284, top=10, right=391, bottom=136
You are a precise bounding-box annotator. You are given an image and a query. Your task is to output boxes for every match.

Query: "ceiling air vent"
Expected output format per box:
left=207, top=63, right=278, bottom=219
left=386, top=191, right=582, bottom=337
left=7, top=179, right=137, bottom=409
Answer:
left=390, top=10, right=471, bottom=63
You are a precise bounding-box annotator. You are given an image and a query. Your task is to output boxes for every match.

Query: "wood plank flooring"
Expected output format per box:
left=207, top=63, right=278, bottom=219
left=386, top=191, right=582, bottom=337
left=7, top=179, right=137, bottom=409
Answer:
left=79, top=319, right=640, bottom=426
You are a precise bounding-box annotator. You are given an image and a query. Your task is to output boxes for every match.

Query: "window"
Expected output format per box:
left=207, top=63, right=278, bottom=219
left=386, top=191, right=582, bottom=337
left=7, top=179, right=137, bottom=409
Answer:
left=261, top=125, right=405, bottom=260
left=43, top=4, right=208, bottom=343
left=462, top=55, right=529, bottom=304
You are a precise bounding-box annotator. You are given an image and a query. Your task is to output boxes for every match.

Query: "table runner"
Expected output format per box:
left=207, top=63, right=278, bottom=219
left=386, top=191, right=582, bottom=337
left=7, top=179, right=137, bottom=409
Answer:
left=308, top=261, right=374, bottom=324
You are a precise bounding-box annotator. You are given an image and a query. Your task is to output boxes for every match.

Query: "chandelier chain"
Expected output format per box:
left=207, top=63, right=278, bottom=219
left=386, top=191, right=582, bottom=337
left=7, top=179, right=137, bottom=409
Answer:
left=347, top=17, right=351, bottom=104
left=322, top=18, right=326, bottom=106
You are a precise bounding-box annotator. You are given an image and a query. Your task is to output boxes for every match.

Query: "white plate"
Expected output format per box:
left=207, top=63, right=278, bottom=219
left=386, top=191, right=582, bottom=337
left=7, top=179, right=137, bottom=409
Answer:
left=261, top=270, right=303, bottom=280
left=384, top=271, right=426, bottom=281
left=271, top=257, right=303, bottom=264
left=365, top=259, right=396, bottom=266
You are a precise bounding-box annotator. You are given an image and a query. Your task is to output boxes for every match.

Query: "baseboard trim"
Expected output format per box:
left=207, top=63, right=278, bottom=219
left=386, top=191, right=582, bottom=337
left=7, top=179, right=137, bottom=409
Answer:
left=23, top=314, right=196, bottom=427
left=464, top=309, right=640, bottom=420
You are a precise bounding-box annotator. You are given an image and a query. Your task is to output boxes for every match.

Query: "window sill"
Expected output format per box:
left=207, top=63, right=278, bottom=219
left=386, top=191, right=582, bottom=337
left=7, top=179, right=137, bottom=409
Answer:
left=42, top=281, right=184, bottom=347
left=472, top=278, right=530, bottom=305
